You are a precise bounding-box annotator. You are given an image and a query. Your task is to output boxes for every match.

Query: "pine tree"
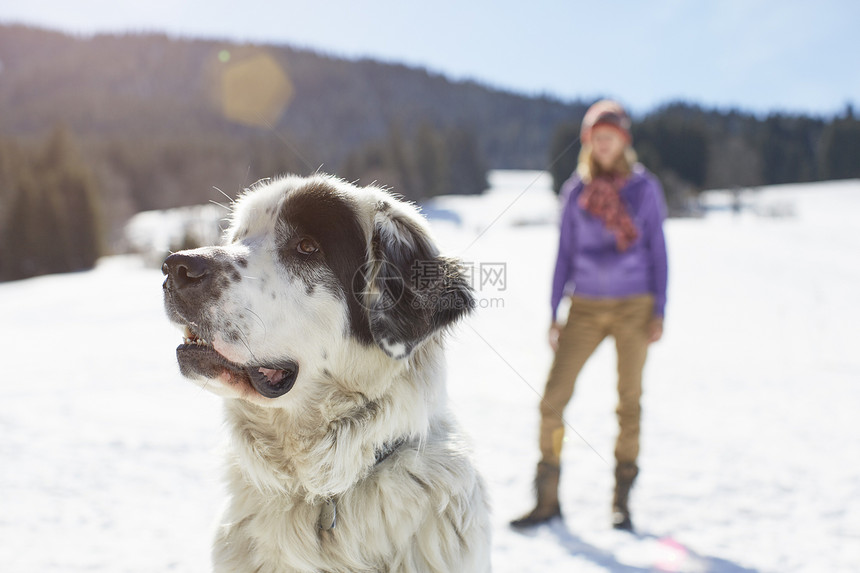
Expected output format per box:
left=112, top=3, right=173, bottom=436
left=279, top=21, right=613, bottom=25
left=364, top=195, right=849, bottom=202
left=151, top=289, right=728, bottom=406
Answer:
left=444, top=128, right=487, bottom=195
left=548, top=122, right=581, bottom=194
left=0, top=126, right=104, bottom=281
left=820, top=115, right=860, bottom=180
left=414, top=123, right=447, bottom=198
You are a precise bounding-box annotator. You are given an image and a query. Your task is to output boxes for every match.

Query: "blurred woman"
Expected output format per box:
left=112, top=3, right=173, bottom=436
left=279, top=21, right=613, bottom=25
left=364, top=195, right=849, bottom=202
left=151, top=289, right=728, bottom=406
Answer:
left=511, top=100, right=668, bottom=531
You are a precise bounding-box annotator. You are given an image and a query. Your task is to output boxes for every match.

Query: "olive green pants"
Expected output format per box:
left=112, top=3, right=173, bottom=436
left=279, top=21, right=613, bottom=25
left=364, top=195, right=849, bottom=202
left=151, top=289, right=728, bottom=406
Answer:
left=539, top=295, right=653, bottom=467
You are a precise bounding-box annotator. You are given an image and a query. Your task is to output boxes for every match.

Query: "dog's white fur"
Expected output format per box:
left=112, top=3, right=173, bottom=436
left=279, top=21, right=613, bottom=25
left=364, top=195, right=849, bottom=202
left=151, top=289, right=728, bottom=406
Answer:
left=164, top=175, right=491, bottom=572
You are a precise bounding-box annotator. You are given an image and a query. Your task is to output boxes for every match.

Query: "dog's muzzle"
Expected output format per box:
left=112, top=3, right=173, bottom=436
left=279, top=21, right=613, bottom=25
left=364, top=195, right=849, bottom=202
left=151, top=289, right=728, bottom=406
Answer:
left=163, top=252, right=299, bottom=399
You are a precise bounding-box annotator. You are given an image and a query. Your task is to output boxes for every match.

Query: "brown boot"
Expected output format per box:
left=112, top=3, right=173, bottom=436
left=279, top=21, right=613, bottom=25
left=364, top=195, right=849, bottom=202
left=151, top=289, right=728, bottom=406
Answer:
left=510, top=462, right=562, bottom=528
left=612, top=462, right=638, bottom=531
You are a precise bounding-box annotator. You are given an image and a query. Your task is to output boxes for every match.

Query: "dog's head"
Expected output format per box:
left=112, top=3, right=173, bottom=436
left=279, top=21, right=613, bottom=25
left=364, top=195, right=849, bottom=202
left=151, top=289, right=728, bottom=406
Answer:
left=162, top=174, right=473, bottom=406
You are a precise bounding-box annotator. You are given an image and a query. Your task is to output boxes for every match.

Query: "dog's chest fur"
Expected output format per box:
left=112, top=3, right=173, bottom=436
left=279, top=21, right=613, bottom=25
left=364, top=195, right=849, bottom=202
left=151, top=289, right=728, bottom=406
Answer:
left=214, top=396, right=490, bottom=573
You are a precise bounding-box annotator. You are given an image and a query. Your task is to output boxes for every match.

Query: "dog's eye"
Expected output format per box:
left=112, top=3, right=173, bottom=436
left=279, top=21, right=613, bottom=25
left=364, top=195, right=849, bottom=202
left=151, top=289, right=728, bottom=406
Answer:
left=297, top=237, right=320, bottom=255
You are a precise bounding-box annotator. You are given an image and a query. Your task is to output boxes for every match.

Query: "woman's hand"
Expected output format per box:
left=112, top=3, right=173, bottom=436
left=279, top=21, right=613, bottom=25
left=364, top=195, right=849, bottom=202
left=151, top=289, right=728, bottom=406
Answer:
left=648, top=316, right=664, bottom=343
left=549, top=321, right=563, bottom=352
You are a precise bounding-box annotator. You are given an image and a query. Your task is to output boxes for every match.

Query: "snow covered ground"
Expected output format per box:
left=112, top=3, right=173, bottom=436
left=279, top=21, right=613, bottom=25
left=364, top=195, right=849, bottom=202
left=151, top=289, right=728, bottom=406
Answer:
left=1, top=172, right=858, bottom=572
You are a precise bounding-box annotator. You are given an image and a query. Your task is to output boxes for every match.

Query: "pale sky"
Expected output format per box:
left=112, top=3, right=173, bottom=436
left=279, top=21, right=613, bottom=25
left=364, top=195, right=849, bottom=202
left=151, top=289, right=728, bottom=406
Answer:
left=1, top=0, right=857, bottom=116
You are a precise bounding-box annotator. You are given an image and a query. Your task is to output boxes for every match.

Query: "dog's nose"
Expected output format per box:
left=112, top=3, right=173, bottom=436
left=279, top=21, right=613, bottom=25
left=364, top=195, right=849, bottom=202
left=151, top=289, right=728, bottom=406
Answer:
left=163, top=253, right=211, bottom=289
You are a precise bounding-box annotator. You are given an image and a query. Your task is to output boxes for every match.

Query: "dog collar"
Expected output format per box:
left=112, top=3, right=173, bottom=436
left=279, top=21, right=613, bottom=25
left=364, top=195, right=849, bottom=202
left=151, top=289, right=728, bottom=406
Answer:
left=318, top=437, right=409, bottom=531
left=373, top=436, right=407, bottom=467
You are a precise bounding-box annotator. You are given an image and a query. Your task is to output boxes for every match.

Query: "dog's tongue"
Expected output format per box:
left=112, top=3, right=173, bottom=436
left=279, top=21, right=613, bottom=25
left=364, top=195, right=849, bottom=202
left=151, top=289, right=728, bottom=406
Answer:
left=259, top=367, right=286, bottom=384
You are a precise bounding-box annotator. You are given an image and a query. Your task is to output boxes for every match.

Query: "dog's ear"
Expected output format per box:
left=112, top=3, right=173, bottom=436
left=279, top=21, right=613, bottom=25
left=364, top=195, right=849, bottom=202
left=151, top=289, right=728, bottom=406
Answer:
left=360, top=201, right=474, bottom=359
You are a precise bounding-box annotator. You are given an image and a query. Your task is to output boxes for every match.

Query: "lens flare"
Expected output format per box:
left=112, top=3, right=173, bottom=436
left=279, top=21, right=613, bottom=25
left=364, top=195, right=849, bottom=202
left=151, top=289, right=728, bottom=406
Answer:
left=212, top=49, right=293, bottom=127
left=655, top=537, right=690, bottom=572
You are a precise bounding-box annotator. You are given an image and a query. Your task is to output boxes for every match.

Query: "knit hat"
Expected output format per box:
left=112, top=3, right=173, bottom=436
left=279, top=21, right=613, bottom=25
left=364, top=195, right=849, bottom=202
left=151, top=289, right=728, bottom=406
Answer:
left=580, top=100, right=632, bottom=144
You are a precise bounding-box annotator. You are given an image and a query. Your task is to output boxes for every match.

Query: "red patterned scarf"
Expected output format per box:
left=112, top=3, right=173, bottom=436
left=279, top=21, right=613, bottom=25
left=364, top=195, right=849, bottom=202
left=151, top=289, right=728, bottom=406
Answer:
left=578, top=174, right=638, bottom=251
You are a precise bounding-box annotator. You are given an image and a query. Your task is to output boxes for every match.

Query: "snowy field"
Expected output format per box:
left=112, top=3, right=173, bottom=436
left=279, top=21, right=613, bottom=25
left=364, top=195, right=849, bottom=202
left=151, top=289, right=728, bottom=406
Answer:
left=1, top=171, right=859, bottom=572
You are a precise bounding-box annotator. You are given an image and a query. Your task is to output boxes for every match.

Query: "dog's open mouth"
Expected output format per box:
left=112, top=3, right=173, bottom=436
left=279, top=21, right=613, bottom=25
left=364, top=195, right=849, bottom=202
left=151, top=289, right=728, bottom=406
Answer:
left=177, top=327, right=298, bottom=398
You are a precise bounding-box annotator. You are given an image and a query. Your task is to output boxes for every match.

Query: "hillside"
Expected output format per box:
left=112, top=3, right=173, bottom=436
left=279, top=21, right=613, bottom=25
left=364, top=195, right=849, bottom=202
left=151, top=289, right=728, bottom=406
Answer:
left=2, top=23, right=859, bottom=268
left=0, top=24, right=584, bottom=169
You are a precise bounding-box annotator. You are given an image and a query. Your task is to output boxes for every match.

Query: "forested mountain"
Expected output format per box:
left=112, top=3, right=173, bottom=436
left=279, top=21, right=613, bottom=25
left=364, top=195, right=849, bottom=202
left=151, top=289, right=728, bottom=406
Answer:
left=0, top=25, right=580, bottom=170
left=1, top=24, right=859, bottom=281
left=0, top=25, right=587, bottom=229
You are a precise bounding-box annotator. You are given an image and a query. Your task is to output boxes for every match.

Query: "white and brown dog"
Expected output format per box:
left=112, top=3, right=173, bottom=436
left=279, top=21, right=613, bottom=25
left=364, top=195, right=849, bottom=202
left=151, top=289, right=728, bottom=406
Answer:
left=162, top=174, right=491, bottom=572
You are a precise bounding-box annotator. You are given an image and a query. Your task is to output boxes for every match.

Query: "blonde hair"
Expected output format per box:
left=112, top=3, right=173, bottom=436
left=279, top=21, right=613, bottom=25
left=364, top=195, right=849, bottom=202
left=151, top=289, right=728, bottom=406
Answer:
left=576, top=144, right=638, bottom=183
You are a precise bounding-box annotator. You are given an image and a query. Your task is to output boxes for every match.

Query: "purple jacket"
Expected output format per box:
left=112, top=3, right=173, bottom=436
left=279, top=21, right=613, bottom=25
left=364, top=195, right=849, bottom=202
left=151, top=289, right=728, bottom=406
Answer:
left=551, top=164, right=668, bottom=321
